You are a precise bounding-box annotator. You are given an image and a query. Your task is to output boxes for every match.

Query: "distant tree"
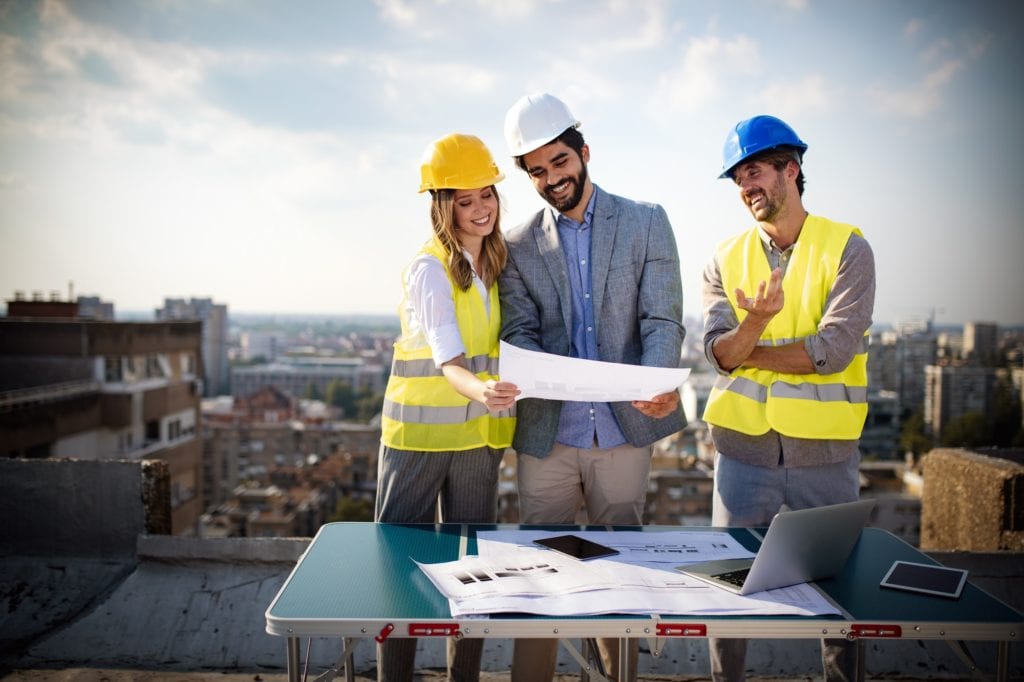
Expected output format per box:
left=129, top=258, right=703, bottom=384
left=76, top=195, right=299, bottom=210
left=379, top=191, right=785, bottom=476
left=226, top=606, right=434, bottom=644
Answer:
left=230, top=356, right=267, bottom=367
left=303, top=381, right=322, bottom=400
left=991, top=376, right=1023, bottom=446
left=940, top=411, right=989, bottom=448
left=900, top=409, right=932, bottom=456
left=355, top=385, right=385, bottom=422
left=325, top=379, right=357, bottom=417
left=328, top=496, right=374, bottom=522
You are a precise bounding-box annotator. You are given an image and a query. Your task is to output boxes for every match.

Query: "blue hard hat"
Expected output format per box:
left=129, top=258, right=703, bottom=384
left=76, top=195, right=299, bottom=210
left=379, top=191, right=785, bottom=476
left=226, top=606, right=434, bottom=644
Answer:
left=719, top=115, right=808, bottom=179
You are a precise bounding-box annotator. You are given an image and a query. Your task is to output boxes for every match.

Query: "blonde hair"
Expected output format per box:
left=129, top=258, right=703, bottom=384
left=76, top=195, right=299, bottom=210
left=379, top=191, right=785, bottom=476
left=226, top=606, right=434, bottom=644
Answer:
left=429, top=188, right=508, bottom=291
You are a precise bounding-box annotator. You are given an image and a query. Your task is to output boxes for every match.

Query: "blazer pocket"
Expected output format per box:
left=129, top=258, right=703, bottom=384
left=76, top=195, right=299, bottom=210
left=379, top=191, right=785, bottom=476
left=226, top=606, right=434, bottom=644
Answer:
left=605, top=264, right=639, bottom=289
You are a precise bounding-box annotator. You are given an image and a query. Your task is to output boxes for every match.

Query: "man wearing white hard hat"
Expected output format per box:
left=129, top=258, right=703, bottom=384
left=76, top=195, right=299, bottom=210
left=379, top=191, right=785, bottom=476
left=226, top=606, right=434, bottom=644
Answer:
left=499, top=92, right=686, bottom=682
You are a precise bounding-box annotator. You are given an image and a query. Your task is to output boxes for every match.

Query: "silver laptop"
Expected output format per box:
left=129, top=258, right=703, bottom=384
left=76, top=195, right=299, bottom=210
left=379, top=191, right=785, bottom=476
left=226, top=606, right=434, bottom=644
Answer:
left=677, top=499, right=875, bottom=595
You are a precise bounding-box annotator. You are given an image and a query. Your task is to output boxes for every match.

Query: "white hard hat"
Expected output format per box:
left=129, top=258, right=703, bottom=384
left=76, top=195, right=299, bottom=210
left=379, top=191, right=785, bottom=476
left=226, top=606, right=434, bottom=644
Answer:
left=503, top=92, right=581, bottom=157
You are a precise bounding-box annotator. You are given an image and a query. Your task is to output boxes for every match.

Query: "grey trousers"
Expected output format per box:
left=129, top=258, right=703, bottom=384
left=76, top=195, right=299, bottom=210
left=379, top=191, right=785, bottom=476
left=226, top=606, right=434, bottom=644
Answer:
left=374, top=444, right=504, bottom=682
left=709, top=452, right=862, bottom=682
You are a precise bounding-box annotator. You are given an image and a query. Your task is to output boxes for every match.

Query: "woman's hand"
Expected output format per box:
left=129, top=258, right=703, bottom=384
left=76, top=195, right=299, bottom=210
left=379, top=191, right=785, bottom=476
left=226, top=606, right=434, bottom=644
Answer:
left=481, top=380, right=520, bottom=413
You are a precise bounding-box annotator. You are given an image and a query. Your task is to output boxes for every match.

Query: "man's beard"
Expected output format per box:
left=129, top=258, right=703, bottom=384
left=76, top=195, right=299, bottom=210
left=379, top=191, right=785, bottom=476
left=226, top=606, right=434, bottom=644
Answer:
left=747, top=174, right=786, bottom=222
left=543, top=163, right=588, bottom=213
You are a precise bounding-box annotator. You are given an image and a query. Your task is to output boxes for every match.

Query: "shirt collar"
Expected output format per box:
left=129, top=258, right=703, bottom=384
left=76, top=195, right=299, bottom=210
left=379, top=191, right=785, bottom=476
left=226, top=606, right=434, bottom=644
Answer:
left=554, top=186, right=598, bottom=229
left=757, top=225, right=794, bottom=253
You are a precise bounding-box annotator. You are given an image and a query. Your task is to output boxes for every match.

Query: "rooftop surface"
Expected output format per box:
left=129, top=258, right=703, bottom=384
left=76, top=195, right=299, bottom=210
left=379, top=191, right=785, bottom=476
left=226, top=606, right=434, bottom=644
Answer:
left=3, top=532, right=1021, bottom=681
left=1, top=460, right=1021, bottom=682
left=0, top=667, right=823, bottom=679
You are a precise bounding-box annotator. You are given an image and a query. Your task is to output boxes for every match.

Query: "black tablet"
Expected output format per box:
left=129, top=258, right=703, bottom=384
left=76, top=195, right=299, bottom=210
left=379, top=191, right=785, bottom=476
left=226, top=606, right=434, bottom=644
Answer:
left=533, top=534, right=619, bottom=560
left=880, top=560, right=968, bottom=599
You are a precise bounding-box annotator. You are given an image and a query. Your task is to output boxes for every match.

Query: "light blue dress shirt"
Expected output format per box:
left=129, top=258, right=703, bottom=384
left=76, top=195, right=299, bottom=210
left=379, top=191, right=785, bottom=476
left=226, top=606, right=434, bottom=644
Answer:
left=554, top=188, right=627, bottom=449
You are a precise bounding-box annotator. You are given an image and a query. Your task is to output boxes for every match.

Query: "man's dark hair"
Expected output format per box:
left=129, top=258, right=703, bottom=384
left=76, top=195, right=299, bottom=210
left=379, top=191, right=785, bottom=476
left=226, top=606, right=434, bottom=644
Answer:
left=514, top=127, right=586, bottom=171
left=751, top=146, right=806, bottom=196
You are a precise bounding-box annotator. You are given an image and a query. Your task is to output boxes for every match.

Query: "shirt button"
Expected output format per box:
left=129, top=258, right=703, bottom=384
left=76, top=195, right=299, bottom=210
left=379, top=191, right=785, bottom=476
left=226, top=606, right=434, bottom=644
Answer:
left=580, top=259, right=586, bottom=265
left=587, top=326, right=592, bottom=332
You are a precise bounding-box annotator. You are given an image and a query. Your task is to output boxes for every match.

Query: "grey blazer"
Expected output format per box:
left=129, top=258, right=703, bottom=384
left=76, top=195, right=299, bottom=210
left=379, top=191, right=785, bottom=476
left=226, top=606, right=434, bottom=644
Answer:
left=499, top=186, right=686, bottom=458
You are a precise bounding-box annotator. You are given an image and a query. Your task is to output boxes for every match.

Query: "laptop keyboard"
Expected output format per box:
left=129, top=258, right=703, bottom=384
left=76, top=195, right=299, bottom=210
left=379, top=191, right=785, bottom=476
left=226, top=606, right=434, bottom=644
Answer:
left=714, top=568, right=751, bottom=587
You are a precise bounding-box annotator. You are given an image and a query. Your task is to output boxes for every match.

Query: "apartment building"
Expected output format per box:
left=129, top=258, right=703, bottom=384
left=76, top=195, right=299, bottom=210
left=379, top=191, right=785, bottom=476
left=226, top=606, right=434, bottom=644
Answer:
left=924, top=363, right=998, bottom=439
left=1, top=302, right=204, bottom=534
left=156, top=297, right=229, bottom=397
left=201, top=386, right=380, bottom=515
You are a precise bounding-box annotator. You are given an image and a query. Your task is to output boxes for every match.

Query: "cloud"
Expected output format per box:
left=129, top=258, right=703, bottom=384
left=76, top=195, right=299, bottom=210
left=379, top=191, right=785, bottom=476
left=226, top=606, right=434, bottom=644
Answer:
left=903, top=18, right=923, bottom=40
left=373, top=0, right=419, bottom=27
left=754, top=74, right=841, bottom=117
left=0, top=172, right=26, bottom=190
left=580, top=0, right=673, bottom=57
left=657, top=34, right=761, bottom=114
left=869, top=15, right=992, bottom=119
left=473, top=0, right=541, bottom=20
left=868, top=57, right=964, bottom=118
left=370, top=55, right=498, bottom=99
left=757, top=0, right=808, bottom=10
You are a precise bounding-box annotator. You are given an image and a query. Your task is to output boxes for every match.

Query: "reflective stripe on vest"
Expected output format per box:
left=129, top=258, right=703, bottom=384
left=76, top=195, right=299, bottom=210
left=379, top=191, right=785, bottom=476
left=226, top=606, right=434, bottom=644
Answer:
left=702, top=216, right=868, bottom=440
left=390, top=353, right=499, bottom=378
left=382, top=398, right=514, bottom=424
left=381, top=238, right=515, bottom=451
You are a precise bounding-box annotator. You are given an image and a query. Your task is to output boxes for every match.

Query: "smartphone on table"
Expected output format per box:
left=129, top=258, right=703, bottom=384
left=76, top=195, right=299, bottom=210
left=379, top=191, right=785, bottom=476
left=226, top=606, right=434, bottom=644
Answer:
left=533, top=534, right=619, bottom=560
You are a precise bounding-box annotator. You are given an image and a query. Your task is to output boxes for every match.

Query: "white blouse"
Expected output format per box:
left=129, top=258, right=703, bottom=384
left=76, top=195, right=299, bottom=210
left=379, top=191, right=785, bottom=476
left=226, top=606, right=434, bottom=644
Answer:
left=401, top=247, right=490, bottom=368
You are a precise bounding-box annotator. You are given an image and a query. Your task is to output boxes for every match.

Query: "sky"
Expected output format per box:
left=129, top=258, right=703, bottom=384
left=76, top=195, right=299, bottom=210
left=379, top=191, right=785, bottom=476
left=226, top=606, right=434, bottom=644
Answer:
left=1, top=0, right=1022, bottom=327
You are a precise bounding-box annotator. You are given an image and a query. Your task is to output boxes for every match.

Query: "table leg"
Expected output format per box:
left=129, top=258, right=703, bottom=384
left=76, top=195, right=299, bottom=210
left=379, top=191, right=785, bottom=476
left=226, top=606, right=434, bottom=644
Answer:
left=997, top=640, right=1009, bottom=682
left=618, top=637, right=629, bottom=682
left=342, top=637, right=356, bottom=682
left=286, top=636, right=301, bottom=682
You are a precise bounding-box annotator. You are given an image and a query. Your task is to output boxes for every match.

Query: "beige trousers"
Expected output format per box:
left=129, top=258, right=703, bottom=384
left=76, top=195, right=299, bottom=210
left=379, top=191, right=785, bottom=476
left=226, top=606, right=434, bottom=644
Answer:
left=511, top=441, right=652, bottom=682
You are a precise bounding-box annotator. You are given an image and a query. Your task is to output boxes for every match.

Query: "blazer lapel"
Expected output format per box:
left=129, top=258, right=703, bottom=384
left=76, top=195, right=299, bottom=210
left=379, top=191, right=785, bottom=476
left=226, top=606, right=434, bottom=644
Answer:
left=589, top=187, right=616, bottom=326
left=534, top=208, right=574, bottom=338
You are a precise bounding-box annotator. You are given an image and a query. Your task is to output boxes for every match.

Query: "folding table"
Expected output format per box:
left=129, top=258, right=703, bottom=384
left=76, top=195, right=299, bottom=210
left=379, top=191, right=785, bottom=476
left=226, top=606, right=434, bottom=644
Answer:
left=266, top=522, right=1022, bottom=682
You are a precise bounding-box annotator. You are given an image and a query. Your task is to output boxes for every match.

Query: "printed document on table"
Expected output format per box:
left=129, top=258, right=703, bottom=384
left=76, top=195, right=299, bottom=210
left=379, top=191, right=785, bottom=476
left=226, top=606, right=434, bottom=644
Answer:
left=415, top=549, right=616, bottom=601
left=498, top=341, right=690, bottom=402
left=415, top=529, right=843, bottom=618
left=442, top=578, right=840, bottom=617
left=477, top=529, right=754, bottom=566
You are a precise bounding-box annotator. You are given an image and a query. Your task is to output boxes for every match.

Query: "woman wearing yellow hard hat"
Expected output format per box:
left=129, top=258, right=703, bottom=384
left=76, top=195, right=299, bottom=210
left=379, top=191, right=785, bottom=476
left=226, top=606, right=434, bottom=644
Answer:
left=375, top=133, right=519, bottom=682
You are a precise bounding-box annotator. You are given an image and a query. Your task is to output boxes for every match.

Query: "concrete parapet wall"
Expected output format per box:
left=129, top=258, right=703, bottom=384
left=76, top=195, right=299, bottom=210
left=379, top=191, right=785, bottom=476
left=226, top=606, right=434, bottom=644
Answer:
left=920, top=448, right=1024, bottom=551
left=137, top=534, right=309, bottom=564
left=0, top=458, right=170, bottom=558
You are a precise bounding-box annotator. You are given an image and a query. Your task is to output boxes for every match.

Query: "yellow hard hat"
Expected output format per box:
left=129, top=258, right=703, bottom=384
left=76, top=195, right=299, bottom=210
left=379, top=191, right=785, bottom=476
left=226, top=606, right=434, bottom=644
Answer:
left=418, top=133, right=505, bottom=193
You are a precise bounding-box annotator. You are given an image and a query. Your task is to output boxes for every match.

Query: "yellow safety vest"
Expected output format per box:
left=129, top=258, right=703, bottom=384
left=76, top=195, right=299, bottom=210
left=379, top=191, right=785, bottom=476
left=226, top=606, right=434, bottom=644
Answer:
left=702, top=216, right=869, bottom=440
left=381, top=238, right=515, bottom=451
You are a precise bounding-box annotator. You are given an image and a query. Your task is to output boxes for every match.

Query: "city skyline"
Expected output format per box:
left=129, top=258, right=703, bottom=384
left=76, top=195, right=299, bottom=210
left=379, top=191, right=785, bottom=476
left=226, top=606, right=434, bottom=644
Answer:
left=2, top=1, right=1023, bottom=326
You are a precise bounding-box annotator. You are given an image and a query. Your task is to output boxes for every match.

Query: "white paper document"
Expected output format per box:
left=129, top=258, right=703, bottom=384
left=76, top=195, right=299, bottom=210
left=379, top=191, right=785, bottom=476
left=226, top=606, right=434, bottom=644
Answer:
left=498, top=341, right=690, bottom=403
left=416, top=530, right=842, bottom=618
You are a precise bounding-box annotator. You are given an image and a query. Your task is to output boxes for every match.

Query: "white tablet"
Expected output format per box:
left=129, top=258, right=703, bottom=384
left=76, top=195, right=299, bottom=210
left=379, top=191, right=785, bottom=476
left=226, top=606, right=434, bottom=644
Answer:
left=880, top=560, right=968, bottom=599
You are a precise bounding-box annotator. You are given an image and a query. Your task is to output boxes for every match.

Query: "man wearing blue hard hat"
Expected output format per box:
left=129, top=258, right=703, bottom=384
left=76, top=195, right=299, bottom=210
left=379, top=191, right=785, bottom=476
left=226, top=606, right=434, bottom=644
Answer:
left=701, top=115, right=876, bottom=682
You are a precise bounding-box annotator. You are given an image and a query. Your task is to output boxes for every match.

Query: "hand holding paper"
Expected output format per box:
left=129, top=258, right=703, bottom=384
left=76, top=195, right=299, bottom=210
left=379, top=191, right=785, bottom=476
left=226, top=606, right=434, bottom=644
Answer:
left=498, top=341, right=689, bottom=403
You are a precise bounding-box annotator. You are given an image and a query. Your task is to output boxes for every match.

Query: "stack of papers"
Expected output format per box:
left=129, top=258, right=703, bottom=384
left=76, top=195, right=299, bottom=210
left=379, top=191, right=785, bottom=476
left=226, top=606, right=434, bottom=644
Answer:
left=416, top=530, right=842, bottom=618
